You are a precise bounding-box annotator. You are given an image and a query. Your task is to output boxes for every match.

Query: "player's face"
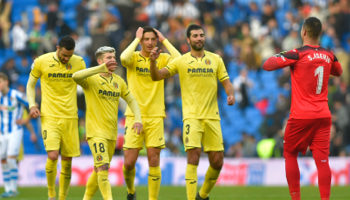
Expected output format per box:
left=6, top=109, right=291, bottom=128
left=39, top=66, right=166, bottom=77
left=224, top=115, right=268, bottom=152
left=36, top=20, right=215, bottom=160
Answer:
left=0, top=78, right=8, bottom=92
left=141, top=32, right=158, bottom=54
left=57, top=47, right=74, bottom=64
left=99, top=52, right=117, bottom=72
left=188, top=29, right=205, bottom=51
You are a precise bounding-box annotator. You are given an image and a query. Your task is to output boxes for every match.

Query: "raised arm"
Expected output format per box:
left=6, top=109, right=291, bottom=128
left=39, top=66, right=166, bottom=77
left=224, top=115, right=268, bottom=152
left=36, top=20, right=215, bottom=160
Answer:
left=263, top=50, right=299, bottom=71
left=26, top=74, right=40, bottom=118
left=120, top=27, right=143, bottom=66
left=72, top=63, right=108, bottom=83
left=123, top=93, right=143, bottom=134
left=149, top=47, right=172, bottom=81
left=221, top=79, right=235, bottom=105
left=154, top=29, right=181, bottom=59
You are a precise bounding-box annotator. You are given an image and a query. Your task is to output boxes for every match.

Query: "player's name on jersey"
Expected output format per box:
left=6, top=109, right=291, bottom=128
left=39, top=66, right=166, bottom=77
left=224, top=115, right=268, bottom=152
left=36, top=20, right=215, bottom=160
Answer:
left=307, top=53, right=330, bottom=63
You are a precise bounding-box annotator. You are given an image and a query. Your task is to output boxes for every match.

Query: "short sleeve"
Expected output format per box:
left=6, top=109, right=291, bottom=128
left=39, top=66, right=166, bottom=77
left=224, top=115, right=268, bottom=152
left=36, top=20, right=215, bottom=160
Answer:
left=217, top=56, right=229, bottom=82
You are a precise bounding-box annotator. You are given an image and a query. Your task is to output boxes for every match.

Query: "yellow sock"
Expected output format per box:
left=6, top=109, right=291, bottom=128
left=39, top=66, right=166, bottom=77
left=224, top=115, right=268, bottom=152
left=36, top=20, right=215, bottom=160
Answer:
left=46, top=158, right=58, bottom=199
left=148, top=166, right=161, bottom=200
left=97, top=170, right=112, bottom=200
left=83, top=171, right=98, bottom=200
left=185, top=164, right=198, bottom=200
left=123, top=165, right=136, bottom=194
left=59, top=159, right=72, bottom=200
left=199, top=166, right=220, bottom=199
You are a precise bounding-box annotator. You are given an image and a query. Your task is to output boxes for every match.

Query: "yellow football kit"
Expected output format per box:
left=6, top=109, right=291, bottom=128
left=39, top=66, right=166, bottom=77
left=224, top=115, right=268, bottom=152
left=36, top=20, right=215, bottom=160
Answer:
left=120, top=38, right=180, bottom=148
left=30, top=52, right=86, bottom=156
left=78, top=72, right=132, bottom=165
left=166, top=51, right=229, bottom=151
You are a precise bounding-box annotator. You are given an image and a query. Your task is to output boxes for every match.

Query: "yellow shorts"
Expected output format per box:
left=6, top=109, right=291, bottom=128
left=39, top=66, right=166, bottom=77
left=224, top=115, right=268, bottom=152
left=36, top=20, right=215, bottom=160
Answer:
left=41, top=116, right=80, bottom=157
left=87, top=137, right=116, bottom=167
left=123, top=117, right=165, bottom=149
left=183, top=119, right=224, bottom=152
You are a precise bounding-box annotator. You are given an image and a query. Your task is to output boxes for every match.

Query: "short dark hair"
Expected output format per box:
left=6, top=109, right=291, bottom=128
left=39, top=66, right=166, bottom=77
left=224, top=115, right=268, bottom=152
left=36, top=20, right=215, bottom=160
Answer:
left=186, top=24, right=203, bottom=38
left=142, top=26, right=158, bottom=38
left=58, top=35, right=75, bottom=50
left=303, top=17, right=322, bottom=39
left=0, top=72, right=8, bottom=81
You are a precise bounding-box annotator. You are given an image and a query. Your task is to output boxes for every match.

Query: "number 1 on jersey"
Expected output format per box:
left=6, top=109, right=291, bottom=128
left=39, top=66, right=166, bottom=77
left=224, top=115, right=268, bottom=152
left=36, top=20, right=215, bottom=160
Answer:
left=314, top=66, right=324, bottom=94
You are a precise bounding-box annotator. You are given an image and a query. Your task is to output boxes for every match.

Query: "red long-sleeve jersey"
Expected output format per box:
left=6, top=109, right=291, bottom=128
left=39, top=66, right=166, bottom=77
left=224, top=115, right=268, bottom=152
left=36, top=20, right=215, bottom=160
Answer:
left=263, top=45, right=342, bottom=119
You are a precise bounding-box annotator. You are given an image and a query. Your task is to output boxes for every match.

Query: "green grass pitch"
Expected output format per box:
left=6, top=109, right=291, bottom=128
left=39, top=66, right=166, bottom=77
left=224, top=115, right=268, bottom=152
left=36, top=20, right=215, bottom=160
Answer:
left=3, top=186, right=350, bottom=200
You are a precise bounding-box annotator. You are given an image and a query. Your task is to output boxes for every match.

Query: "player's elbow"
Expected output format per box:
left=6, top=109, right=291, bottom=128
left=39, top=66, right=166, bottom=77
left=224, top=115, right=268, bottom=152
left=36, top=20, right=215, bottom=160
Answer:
left=72, top=73, right=79, bottom=82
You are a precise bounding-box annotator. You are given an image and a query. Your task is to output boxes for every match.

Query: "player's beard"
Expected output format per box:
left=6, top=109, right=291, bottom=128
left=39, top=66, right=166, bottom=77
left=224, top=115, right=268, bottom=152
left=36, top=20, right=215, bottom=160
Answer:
left=190, top=41, right=204, bottom=51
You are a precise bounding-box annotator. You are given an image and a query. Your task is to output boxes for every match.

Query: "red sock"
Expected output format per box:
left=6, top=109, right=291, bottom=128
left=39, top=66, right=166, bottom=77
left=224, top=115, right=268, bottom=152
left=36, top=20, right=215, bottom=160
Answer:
left=285, top=152, right=300, bottom=200
left=313, top=153, right=331, bottom=200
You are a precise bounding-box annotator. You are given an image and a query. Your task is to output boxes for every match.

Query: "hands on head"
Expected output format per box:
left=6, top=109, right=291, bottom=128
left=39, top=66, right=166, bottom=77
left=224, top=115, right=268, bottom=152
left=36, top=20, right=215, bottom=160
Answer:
left=154, top=29, right=165, bottom=42
left=136, top=27, right=144, bottom=39
left=132, top=122, right=143, bottom=135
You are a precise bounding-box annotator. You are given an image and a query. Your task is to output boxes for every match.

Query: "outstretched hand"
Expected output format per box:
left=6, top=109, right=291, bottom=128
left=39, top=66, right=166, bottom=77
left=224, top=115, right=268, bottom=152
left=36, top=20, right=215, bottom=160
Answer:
left=150, top=47, right=161, bottom=62
left=132, top=122, right=143, bottom=135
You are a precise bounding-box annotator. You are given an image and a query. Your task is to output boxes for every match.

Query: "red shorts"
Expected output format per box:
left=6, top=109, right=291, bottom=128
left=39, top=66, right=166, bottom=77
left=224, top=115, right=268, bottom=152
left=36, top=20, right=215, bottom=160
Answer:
left=283, top=118, right=331, bottom=157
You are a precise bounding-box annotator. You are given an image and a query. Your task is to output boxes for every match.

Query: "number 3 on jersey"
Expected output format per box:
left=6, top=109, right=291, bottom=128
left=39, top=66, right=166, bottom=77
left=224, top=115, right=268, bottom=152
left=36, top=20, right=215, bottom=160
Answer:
left=314, top=66, right=324, bottom=94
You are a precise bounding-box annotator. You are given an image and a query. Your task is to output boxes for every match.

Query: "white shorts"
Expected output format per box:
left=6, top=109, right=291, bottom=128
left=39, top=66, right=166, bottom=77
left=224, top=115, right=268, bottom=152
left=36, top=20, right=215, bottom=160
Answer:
left=0, top=129, right=23, bottom=159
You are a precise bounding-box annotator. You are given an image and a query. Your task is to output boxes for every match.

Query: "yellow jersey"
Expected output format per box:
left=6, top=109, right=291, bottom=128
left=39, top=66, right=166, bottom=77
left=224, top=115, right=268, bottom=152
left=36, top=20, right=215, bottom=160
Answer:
left=165, top=51, right=229, bottom=120
left=79, top=73, right=130, bottom=140
left=121, top=38, right=180, bottom=118
left=30, top=52, right=86, bottom=118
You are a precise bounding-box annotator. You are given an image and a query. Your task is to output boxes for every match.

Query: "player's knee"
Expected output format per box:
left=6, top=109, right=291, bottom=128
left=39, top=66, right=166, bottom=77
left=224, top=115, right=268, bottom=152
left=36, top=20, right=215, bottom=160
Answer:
left=97, top=163, right=109, bottom=172
left=47, top=151, right=59, bottom=161
left=124, top=160, right=136, bottom=170
left=209, top=157, right=223, bottom=170
left=148, top=155, right=160, bottom=167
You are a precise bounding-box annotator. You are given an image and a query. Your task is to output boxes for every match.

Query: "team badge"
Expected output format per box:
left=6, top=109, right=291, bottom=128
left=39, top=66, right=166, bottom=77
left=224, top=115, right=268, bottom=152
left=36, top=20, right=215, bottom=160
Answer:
left=113, top=82, right=118, bottom=88
left=43, top=130, right=47, bottom=140
left=96, top=155, right=103, bottom=161
left=66, top=63, right=72, bottom=70
left=205, top=59, right=211, bottom=65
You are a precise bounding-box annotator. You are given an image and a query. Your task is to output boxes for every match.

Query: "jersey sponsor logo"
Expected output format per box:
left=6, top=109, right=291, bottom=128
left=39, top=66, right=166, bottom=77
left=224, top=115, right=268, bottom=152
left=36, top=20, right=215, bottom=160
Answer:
left=187, top=67, right=214, bottom=77
left=136, top=67, right=150, bottom=76
left=0, top=105, right=16, bottom=111
left=48, top=73, right=73, bottom=78
left=98, top=89, right=120, bottom=97
left=307, top=53, right=330, bottom=63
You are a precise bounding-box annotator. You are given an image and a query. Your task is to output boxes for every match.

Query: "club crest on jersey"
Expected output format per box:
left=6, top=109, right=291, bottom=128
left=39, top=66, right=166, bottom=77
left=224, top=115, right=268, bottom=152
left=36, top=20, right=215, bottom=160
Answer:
left=205, top=59, right=211, bottom=65
left=65, top=63, right=72, bottom=70
left=113, top=82, right=118, bottom=88
left=96, top=155, right=103, bottom=161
